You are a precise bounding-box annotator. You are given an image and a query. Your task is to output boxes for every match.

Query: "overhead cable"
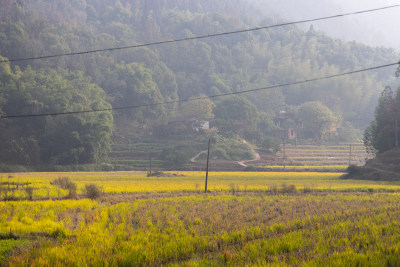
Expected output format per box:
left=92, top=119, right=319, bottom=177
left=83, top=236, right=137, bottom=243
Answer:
left=1, top=61, right=398, bottom=119
left=0, top=5, right=399, bottom=64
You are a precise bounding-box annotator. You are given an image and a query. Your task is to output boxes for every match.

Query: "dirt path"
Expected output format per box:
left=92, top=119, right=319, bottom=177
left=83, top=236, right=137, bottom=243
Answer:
left=191, top=151, right=207, bottom=163
left=190, top=139, right=260, bottom=167
left=237, top=139, right=260, bottom=167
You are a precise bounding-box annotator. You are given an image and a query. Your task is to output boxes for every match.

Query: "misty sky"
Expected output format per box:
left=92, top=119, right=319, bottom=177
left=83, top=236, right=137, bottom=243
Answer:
left=252, top=0, right=400, bottom=49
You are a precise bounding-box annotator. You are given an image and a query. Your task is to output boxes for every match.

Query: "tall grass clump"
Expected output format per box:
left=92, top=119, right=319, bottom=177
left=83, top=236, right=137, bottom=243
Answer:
left=51, top=177, right=77, bottom=199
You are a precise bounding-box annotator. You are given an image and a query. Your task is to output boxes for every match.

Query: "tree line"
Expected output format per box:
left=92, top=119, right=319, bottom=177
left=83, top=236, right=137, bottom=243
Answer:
left=364, top=65, right=400, bottom=154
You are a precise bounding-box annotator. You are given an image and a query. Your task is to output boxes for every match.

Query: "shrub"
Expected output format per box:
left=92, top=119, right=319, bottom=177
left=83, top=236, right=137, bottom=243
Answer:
left=67, top=182, right=77, bottom=199
left=85, top=184, right=102, bottom=199
left=51, top=177, right=72, bottom=189
left=269, top=185, right=278, bottom=194
left=212, top=147, right=229, bottom=160
left=50, top=228, right=67, bottom=239
left=51, top=177, right=77, bottom=199
left=281, top=183, right=296, bottom=194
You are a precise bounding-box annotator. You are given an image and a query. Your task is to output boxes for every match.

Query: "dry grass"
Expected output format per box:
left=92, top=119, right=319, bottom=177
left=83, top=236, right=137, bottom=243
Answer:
left=1, top=171, right=400, bottom=201
left=3, top=193, right=400, bottom=265
left=1, top=169, right=400, bottom=265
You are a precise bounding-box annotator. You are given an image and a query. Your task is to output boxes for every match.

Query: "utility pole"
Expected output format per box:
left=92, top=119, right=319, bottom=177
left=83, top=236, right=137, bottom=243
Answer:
left=148, top=147, right=153, bottom=177
left=396, top=118, right=398, bottom=148
left=283, top=137, right=286, bottom=170
left=349, top=144, right=352, bottom=166
left=149, top=154, right=152, bottom=176
left=205, top=138, right=211, bottom=193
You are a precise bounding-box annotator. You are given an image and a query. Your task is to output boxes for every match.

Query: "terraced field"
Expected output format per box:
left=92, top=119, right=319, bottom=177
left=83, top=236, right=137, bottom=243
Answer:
left=108, top=141, right=371, bottom=172
left=108, top=142, right=167, bottom=170
left=271, top=143, right=371, bottom=171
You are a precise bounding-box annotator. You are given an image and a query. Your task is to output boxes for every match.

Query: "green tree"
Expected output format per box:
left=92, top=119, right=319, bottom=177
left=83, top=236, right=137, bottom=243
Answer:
left=364, top=86, right=399, bottom=154
left=257, top=112, right=279, bottom=136
left=298, top=101, right=339, bottom=142
left=213, top=96, right=259, bottom=136
left=179, top=95, right=214, bottom=120
left=260, top=136, right=281, bottom=155
left=102, top=63, right=166, bottom=128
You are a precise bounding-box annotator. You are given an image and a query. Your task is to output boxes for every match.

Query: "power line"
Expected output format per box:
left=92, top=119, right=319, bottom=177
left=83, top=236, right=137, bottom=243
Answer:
left=1, top=61, right=398, bottom=120
left=0, top=5, right=399, bottom=64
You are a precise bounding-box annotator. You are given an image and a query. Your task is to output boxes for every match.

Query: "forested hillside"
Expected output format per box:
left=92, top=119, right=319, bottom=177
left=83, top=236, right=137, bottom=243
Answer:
left=0, top=0, right=398, bottom=167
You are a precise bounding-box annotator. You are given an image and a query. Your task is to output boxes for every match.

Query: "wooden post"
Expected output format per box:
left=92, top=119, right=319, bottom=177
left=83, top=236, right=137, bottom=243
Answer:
left=205, top=138, right=211, bottom=193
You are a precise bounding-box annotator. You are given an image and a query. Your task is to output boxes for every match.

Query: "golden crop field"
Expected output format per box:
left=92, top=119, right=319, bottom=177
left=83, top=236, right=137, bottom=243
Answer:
left=267, top=165, right=348, bottom=170
left=2, top=171, right=400, bottom=199
left=1, top=171, right=400, bottom=265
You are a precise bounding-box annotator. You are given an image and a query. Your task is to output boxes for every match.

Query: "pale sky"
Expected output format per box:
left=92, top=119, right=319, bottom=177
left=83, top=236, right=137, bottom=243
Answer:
left=251, top=0, right=400, bottom=49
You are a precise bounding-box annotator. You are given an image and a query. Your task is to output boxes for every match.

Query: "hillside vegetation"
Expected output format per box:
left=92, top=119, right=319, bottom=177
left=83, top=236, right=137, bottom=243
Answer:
left=343, top=148, right=400, bottom=181
left=341, top=75, right=400, bottom=181
left=0, top=0, right=398, bottom=168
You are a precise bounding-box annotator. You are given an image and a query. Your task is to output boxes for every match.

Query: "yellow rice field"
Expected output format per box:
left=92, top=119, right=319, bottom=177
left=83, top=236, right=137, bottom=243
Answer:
left=3, top=193, right=400, bottom=266
left=2, top=171, right=400, bottom=199
left=2, top=171, right=400, bottom=265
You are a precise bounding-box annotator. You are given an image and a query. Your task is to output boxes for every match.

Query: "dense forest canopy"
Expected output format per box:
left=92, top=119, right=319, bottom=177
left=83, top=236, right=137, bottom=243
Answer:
left=0, top=56, right=113, bottom=165
left=0, top=0, right=398, bottom=166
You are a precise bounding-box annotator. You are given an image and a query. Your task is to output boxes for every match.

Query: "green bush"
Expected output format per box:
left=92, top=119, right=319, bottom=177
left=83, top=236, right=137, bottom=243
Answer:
left=212, top=147, right=229, bottom=160
left=50, top=228, right=67, bottom=239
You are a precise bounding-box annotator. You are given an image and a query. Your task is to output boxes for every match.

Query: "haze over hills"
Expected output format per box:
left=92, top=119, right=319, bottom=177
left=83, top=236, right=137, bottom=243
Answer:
left=0, top=0, right=399, bottom=168
left=3, top=2, right=400, bottom=266
left=250, top=0, right=400, bottom=49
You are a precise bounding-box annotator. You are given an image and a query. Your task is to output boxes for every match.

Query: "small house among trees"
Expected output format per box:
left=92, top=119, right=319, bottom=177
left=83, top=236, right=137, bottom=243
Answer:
left=272, top=111, right=302, bottom=140
left=168, top=116, right=211, bottom=132
left=272, top=128, right=297, bottom=140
